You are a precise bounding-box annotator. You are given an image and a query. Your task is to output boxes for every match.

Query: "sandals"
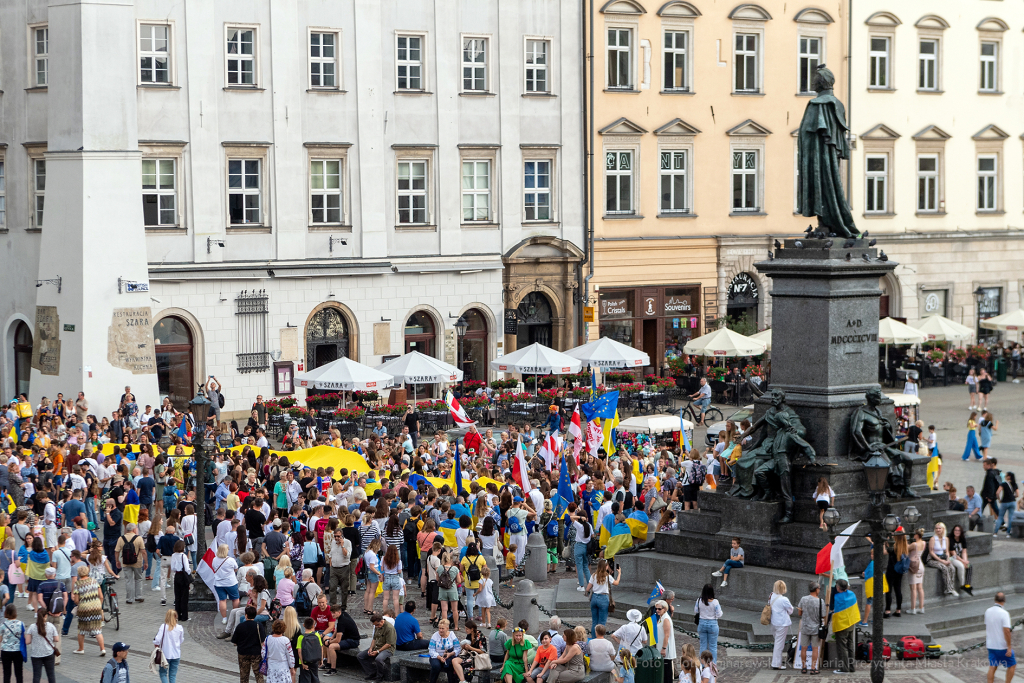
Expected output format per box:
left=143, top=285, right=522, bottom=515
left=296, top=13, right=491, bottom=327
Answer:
left=801, top=669, right=808, bottom=674
left=810, top=670, right=820, bottom=675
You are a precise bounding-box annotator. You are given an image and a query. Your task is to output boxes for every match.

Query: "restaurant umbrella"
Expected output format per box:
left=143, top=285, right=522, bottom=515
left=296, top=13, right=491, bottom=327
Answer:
left=683, top=327, right=767, bottom=357
left=913, top=314, right=975, bottom=343
left=877, top=316, right=927, bottom=368
left=375, top=350, right=463, bottom=403
left=979, top=308, right=1024, bottom=332
left=294, top=357, right=395, bottom=408
left=490, top=342, right=582, bottom=395
left=749, top=328, right=772, bottom=351
left=563, top=336, right=651, bottom=369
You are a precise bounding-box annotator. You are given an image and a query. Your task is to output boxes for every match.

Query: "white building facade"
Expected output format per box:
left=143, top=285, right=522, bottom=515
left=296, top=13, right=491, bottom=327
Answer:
left=849, top=1, right=1024, bottom=337
left=0, top=0, right=584, bottom=418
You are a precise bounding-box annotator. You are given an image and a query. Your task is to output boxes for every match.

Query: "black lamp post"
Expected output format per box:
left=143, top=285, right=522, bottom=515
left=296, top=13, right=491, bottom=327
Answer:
left=454, top=316, right=469, bottom=379
left=188, top=389, right=212, bottom=562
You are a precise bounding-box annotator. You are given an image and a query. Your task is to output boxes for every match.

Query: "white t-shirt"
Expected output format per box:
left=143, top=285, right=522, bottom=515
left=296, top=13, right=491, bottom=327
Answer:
left=985, top=605, right=1012, bottom=649
left=588, top=637, right=616, bottom=672
left=814, top=487, right=835, bottom=503
left=573, top=521, right=591, bottom=544
left=588, top=574, right=611, bottom=595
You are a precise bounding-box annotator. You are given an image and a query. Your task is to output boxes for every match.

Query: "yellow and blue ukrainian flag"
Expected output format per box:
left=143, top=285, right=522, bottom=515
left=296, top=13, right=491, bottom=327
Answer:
left=831, top=589, right=861, bottom=632
left=862, top=560, right=888, bottom=599
left=626, top=510, right=649, bottom=542
left=604, top=520, right=634, bottom=559
left=123, top=489, right=141, bottom=525
left=439, top=518, right=461, bottom=548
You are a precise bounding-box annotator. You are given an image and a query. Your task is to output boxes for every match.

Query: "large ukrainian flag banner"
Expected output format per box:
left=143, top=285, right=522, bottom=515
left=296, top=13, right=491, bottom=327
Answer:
left=831, top=589, right=861, bottom=633
left=626, top=510, right=649, bottom=541
left=123, top=489, right=141, bottom=525
left=604, top=520, right=634, bottom=559
left=599, top=512, right=615, bottom=547
left=862, top=560, right=889, bottom=599
left=439, top=518, right=460, bottom=548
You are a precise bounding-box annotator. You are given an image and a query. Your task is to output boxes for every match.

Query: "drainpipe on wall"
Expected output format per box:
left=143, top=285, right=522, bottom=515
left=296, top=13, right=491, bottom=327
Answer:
left=580, top=0, right=596, bottom=345
left=847, top=0, right=853, bottom=201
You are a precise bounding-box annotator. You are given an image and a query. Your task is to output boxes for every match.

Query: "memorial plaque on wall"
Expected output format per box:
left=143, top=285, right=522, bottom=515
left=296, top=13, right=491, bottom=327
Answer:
left=373, top=322, right=391, bottom=355
left=444, top=329, right=457, bottom=365
left=31, top=306, right=61, bottom=376
left=504, top=309, right=518, bottom=334
left=108, top=306, right=157, bottom=374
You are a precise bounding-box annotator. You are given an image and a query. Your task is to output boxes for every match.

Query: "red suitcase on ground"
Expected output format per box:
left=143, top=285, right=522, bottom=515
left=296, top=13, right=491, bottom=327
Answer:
left=897, top=636, right=925, bottom=660
left=868, top=640, right=892, bottom=661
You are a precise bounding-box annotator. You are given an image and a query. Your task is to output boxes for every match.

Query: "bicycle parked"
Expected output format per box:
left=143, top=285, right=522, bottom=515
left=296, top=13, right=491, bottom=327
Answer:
left=101, top=576, right=120, bottom=631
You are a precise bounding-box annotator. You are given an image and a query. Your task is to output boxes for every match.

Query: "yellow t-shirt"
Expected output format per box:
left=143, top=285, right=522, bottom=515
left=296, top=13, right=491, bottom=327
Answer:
left=505, top=553, right=516, bottom=571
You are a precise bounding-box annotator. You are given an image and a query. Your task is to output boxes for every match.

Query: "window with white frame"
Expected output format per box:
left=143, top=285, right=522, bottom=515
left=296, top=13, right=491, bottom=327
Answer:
left=33, top=26, right=48, bottom=87
left=917, top=154, right=938, bottom=212
left=34, top=159, right=45, bottom=227
left=310, top=159, right=342, bottom=223
left=607, top=29, right=632, bottom=89
left=463, top=38, right=487, bottom=92
left=525, top=39, right=549, bottom=93
left=865, top=155, right=888, bottom=213
left=605, top=151, right=633, bottom=214
left=461, top=160, right=491, bottom=222
left=664, top=31, right=688, bottom=91
left=732, top=150, right=758, bottom=211
left=524, top=160, right=551, bottom=221
left=397, top=161, right=427, bottom=224
left=226, top=27, right=255, bottom=86
left=918, top=39, right=937, bottom=90
left=396, top=35, right=423, bottom=90
left=139, top=24, right=170, bottom=84
left=869, top=37, right=890, bottom=88
left=660, top=150, right=687, bottom=213
left=734, top=34, right=758, bottom=93
left=798, top=36, right=820, bottom=94
left=0, top=160, right=5, bottom=228
left=142, top=158, right=177, bottom=226
left=309, top=32, right=337, bottom=88
left=977, top=155, right=997, bottom=211
left=979, top=42, right=998, bottom=92
left=228, top=159, right=261, bottom=224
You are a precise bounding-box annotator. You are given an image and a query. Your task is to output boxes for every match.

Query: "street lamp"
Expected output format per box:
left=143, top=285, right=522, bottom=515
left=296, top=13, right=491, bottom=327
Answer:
left=823, top=506, right=841, bottom=532
left=454, top=316, right=469, bottom=378
left=863, top=453, right=890, bottom=506
left=188, top=389, right=212, bottom=563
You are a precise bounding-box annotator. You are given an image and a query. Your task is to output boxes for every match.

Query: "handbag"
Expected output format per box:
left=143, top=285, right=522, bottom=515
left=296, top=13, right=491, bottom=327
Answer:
left=40, top=628, right=59, bottom=658
left=7, top=552, right=24, bottom=585
left=259, top=637, right=270, bottom=675
left=817, top=598, right=829, bottom=640
left=473, top=652, right=493, bottom=670
left=150, top=625, right=169, bottom=672
left=894, top=553, right=910, bottom=574
left=693, top=599, right=700, bottom=626
left=760, top=594, right=775, bottom=626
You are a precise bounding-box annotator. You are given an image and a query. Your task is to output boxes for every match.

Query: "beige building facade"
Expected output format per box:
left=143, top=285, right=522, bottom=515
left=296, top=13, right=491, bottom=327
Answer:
left=584, top=0, right=848, bottom=371
left=849, top=1, right=1024, bottom=340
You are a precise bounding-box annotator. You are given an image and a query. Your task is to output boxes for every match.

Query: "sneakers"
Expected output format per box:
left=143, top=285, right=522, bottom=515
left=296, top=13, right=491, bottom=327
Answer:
left=711, top=571, right=723, bottom=577
left=948, top=590, right=959, bottom=597
left=720, top=580, right=728, bottom=587
left=161, top=600, right=166, bottom=606
left=153, top=586, right=162, bottom=591
left=222, top=617, right=228, bottom=624
left=576, top=586, right=586, bottom=592
left=216, top=632, right=230, bottom=640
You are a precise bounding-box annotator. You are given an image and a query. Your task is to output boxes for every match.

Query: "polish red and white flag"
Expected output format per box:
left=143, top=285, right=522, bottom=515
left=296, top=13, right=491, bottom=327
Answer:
left=445, top=390, right=476, bottom=427
left=511, top=437, right=533, bottom=493
left=538, top=433, right=563, bottom=471
left=196, top=547, right=221, bottom=597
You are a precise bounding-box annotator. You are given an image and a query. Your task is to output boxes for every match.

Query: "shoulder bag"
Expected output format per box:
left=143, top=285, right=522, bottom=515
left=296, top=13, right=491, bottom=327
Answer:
left=760, top=594, right=775, bottom=626
left=694, top=598, right=701, bottom=626
left=149, top=625, right=169, bottom=673
left=40, top=624, right=59, bottom=658
left=817, top=598, right=829, bottom=640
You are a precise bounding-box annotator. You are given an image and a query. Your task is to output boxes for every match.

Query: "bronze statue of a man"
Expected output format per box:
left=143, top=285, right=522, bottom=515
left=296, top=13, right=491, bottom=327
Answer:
left=729, top=389, right=816, bottom=524
left=796, top=64, right=858, bottom=238
left=849, top=387, right=919, bottom=499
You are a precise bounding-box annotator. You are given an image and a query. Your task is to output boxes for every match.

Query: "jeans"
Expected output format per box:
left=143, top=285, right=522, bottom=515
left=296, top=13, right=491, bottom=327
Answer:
left=61, top=597, right=75, bottom=635
left=698, top=619, right=720, bottom=663
left=465, top=585, right=476, bottom=620
left=85, top=498, right=97, bottom=528
left=962, top=430, right=981, bottom=460
left=429, top=658, right=456, bottom=683
left=103, top=538, right=118, bottom=570
left=722, top=560, right=743, bottom=575
left=148, top=552, right=160, bottom=582
left=574, top=542, right=591, bottom=587
left=997, top=502, right=1016, bottom=532
left=590, top=593, right=609, bottom=634
left=158, top=658, right=180, bottom=683
left=29, top=654, right=54, bottom=683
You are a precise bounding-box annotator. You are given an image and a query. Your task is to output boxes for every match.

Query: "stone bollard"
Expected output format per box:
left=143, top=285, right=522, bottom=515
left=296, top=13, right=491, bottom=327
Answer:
left=512, top=579, right=540, bottom=633
left=525, top=532, right=548, bottom=583
left=484, top=552, right=498, bottom=576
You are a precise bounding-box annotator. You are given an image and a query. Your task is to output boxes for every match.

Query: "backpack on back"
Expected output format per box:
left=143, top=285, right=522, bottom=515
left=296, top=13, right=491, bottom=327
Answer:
left=466, top=556, right=483, bottom=583
left=437, top=565, right=456, bottom=590
left=544, top=519, right=558, bottom=538
left=297, top=632, right=324, bottom=663
left=49, top=587, right=64, bottom=615
left=294, top=581, right=313, bottom=616
left=120, top=535, right=139, bottom=566
left=689, top=462, right=707, bottom=486
left=507, top=516, right=523, bottom=535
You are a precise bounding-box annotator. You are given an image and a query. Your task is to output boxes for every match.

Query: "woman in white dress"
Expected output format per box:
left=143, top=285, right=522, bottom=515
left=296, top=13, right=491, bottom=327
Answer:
left=768, top=580, right=794, bottom=670
left=263, top=619, right=296, bottom=683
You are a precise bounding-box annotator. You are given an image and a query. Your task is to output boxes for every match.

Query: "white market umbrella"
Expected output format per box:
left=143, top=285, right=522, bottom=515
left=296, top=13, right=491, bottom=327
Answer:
left=979, top=309, right=1024, bottom=331
left=375, top=351, right=463, bottom=402
left=877, top=317, right=927, bottom=345
left=491, top=342, right=582, bottom=395
left=683, top=327, right=767, bottom=358
left=564, top=337, right=650, bottom=369
left=749, top=328, right=772, bottom=351
left=914, top=315, right=974, bottom=343
left=295, top=357, right=394, bottom=391
left=616, top=413, right=695, bottom=434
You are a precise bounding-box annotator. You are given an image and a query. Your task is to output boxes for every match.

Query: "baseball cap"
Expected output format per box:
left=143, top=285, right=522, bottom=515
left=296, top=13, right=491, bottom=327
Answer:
left=112, top=642, right=131, bottom=654
left=513, top=496, right=523, bottom=503
left=272, top=519, right=282, bottom=528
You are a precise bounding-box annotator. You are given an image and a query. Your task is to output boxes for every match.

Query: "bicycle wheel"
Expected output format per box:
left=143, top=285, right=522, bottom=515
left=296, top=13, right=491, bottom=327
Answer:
left=111, top=595, right=120, bottom=631
left=704, top=407, right=724, bottom=423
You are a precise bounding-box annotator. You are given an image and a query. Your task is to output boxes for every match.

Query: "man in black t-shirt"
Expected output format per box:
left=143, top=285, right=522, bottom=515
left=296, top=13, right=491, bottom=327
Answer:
left=102, top=497, right=123, bottom=571
left=108, top=477, right=127, bottom=512
left=244, top=501, right=267, bottom=560
left=325, top=607, right=362, bottom=675
left=404, top=407, right=419, bottom=448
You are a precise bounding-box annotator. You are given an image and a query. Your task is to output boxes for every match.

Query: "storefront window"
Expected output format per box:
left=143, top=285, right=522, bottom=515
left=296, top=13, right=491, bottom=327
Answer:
left=664, top=287, right=700, bottom=360
left=978, top=286, right=1001, bottom=342
left=599, top=291, right=635, bottom=345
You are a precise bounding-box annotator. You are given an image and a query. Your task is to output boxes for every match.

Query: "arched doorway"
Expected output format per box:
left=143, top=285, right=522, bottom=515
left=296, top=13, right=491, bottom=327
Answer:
left=306, top=307, right=349, bottom=369
left=13, top=322, right=32, bottom=397
left=516, top=291, right=553, bottom=347
left=404, top=311, right=438, bottom=357
left=458, top=309, right=489, bottom=382
left=154, top=316, right=194, bottom=409
left=727, top=272, right=760, bottom=333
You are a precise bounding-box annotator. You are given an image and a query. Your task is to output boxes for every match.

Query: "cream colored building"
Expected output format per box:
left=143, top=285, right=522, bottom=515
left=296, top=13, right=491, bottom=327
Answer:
left=849, top=1, right=1024, bottom=340
left=584, top=0, right=848, bottom=372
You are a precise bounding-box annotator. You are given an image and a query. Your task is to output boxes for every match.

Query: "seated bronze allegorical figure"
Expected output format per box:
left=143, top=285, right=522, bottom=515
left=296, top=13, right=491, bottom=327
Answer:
left=849, top=386, right=919, bottom=500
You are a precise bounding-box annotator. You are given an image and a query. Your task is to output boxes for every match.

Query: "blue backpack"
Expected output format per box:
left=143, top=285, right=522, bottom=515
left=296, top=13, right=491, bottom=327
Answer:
left=507, top=516, right=523, bottom=534
left=545, top=519, right=559, bottom=538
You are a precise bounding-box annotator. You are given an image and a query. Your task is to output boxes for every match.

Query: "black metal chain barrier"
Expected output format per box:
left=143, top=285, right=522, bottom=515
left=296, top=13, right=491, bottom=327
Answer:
left=534, top=598, right=579, bottom=632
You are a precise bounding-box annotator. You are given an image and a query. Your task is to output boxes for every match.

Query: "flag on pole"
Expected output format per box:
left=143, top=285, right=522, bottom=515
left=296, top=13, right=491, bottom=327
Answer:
left=567, top=404, right=584, bottom=465
left=452, top=439, right=467, bottom=497
left=814, top=542, right=833, bottom=575
left=581, top=391, right=620, bottom=423
left=601, top=410, right=619, bottom=453
left=445, top=390, right=475, bottom=427
left=831, top=521, right=860, bottom=570
left=586, top=419, right=603, bottom=456
left=679, top=408, right=691, bottom=452
left=538, top=433, right=562, bottom=471
left=511, top=437, right=533, bottom=493
left=647, top=581, right=666, bottom=605
left=552, top=451, right=573, bottom=518
left=196, top=547, right=221, bottom=597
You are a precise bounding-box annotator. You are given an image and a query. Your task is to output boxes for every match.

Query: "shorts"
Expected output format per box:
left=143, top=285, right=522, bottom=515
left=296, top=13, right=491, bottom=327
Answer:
left=817, top=500, right=829, bottom=511
left=26, top=578, right=43, bottom=592
left=865, top=597, right=873, bottom=606
left=683, top=484, right=700, bottom=503
left=438, top=586, right=459, bottom=603
left=799, top=634, right=820, bottom=648
left=988, top=649, right=1016, bottom=668
left=427, top=580, right=439, bottom=607
left=44, top=526, right=57, bottom=548
left=968, top=385, right=977, bottom=393
left=215, top=584, right=240, bottom=601
left=383, top=573, right=403, bottom=591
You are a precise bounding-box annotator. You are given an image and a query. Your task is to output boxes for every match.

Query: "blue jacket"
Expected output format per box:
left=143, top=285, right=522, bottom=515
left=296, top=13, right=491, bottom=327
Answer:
left=101, top=658, right=129, bottom=683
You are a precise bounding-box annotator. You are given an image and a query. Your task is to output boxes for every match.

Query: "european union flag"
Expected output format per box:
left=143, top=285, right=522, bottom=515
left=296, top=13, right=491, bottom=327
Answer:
left=581, top=390, right=619, bottom=422
left=552, top=453, right=573, bottom=517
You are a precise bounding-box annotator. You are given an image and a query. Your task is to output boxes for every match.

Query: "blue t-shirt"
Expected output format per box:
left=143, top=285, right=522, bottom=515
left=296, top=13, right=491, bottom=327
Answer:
left=395, top=612, right=421, bottom=645
left=62, top=500, right=87, bottom=526
left=137, top=477, right=156, bottom=505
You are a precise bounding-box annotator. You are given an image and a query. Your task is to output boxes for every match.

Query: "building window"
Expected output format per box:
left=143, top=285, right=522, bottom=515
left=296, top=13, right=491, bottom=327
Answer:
left=310, top=159, right=342, bottom=224
left=869, top=37, right=890, bottom=88
left=34, top=26, right=48, bottom=87
left=139, top=24, right=170, bottom=84
left=462, top=38, right=487, bottom=92
left=0, top=161, right=5, bottom=227
left=226, top=27, right=255, bottom=86
left=977, top=155, right=997, bottom=212
left=798, top=36, right=820, bottom=94
left=607, top=28, right=632, bottom=89
left=732, top=150, right=758, bottom=211
left=396, top=35, right=423, bottom=90
left=660, top=150, right=687, bottom=213
left=309, top=32, right=337, bottom=88
left=524, top=160, right=551, bottom=221
left=865, top=154, right=888, bottom=213
left=461, top=160, right=491, bottom=222
left=664, top=31, right=688, bottom=91
left=734, top=34, right=758, bottom=93
left=34, top=160, right=45, bottom=227
left=917, top=154, right=938, bottom=212
left=142, top=158, right=177, bottom=226
left=605, top=151, right=633, bottom=214
left=979, top=42, right=998, bottom=92
left=228, top=159, right=261, bottom=224
left=397, top=161, right=427, bottom=224
left=918, top=39, right=937, bottom=90
left=525, top=39, right=549, bottom=92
